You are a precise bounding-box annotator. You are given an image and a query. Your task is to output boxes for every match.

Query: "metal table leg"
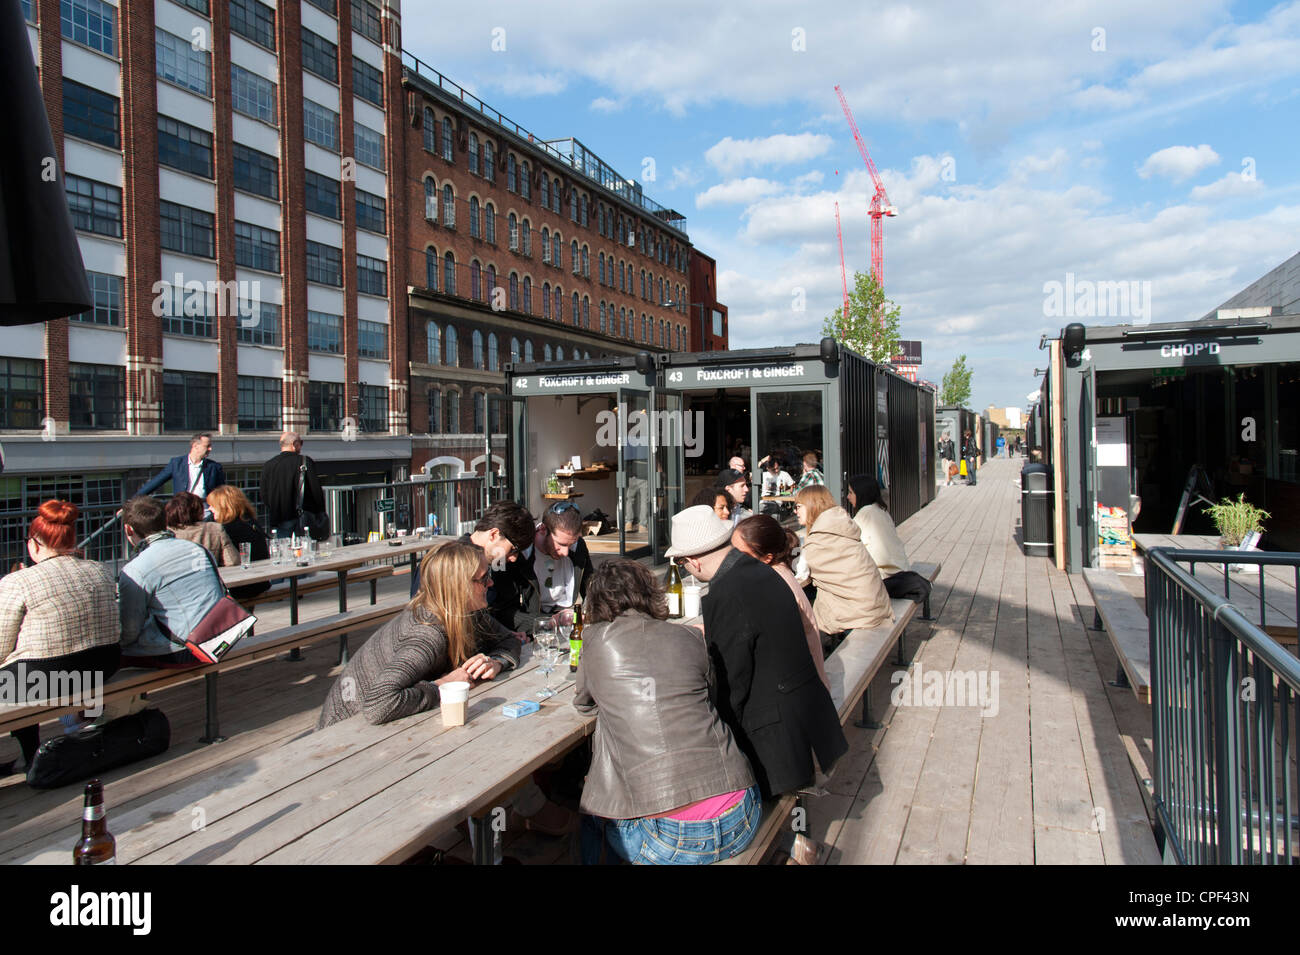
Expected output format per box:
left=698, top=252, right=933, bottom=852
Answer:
left=854, top=688, right=882, bottom=730
left=198, top=672, right=226, bottom=743
left=287, top=575, right=303, bottom=661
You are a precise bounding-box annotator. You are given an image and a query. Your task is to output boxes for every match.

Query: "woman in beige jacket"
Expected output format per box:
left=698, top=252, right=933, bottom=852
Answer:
left=795, top=486, right=894, bottom=636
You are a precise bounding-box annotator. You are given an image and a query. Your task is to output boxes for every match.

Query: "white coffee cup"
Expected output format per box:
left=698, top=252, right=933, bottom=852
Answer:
left=683, top=584, right=702, bottom=618
left=439, top=680, right=470, bottom=727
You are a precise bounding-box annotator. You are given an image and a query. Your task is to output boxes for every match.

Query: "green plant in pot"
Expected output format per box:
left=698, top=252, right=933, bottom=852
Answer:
left=1202, top=494, right=1269, bottom=549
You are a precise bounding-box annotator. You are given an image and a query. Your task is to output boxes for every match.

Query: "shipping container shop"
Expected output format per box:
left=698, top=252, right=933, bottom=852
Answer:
left=496, top=340, right=937, bottom=562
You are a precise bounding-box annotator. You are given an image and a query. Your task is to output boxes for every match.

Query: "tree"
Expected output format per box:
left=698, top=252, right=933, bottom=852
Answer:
left=940, top=354, right=973, bottom=407
left=820, top=270, right=902, bottom=364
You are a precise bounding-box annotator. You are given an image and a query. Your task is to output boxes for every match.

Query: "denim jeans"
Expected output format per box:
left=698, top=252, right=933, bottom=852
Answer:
left=587, top=786, right=762, bottom=865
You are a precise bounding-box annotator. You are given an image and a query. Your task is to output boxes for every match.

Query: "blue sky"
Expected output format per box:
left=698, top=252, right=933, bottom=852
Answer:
left=403, top=0, right=1300, bottom=415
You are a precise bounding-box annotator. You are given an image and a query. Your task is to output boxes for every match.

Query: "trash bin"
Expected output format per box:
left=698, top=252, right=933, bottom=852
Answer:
left=1021, top=471, right=1053, bottom=557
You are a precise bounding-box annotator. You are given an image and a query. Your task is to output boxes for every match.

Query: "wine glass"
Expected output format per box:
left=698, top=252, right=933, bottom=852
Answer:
left=552, top=609, right=574, bottom=645
left=537, top=646, right=562, bottom=700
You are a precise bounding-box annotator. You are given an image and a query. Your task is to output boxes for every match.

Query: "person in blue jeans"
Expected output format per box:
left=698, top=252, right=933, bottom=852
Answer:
left=574, top=558, right=760, bottom=864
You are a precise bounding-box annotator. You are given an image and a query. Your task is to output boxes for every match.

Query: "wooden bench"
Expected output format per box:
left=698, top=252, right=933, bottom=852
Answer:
left=722, top=559, right=942, bottom=864
left=0, top=594, right=408, bottom=745
left=238, top=564, right=394, bottom=610
left=1083, top=568, right=1151, bottom=704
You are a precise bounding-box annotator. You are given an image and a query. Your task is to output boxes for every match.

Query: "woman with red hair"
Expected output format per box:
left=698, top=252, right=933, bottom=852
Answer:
left=0, top=501, right=120, bottom=774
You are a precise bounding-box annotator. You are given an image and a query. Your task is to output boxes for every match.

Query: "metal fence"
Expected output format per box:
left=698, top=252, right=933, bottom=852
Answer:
left=323, top=476, right=488, bottom=544
left=1145, top=547, right=1300, bottom=864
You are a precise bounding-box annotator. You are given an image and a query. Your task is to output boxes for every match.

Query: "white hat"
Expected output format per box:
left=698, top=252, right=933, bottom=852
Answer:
left=664, top=505, right=734, bottom=559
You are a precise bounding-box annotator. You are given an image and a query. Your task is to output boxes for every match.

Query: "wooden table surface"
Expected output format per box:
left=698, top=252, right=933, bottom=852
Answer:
left=1134, top=533, right=1298, bottom=634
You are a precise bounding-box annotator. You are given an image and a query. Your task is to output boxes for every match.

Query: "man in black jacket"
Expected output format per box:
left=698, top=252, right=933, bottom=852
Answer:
left=261, top=432, right=325, bottom=537
left=667, top=505, right=847, bottom=798
left=410, top=500, right=536, bottom=607
left=491, top=502, right=593, bottom=633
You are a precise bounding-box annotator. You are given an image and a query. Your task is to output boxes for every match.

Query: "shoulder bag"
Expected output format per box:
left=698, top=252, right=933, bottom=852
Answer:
left=297, top=455, right=331, bottom=541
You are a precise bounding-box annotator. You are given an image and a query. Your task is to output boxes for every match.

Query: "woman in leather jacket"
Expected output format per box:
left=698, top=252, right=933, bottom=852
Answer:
left=574, top=558, right=760, bottom=864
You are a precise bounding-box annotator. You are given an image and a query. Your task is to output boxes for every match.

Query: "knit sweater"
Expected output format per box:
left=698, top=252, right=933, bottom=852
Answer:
left=316, top=605, right=520, bottom=729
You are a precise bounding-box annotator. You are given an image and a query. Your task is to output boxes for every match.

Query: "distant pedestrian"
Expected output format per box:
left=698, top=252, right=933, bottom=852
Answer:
left=996, top=435, right=1006, bottom=458
left=136, top=433, right=225, bottom=506
left=961, top=431, right=979, bottom=487
left=937, top=434, right=956, bottom=487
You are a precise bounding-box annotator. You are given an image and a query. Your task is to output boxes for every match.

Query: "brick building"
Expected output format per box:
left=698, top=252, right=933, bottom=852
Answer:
left=399, top=57, right=709, bottom=478
left=4, top=0, right=410, bottom=506
left=688, top=250, right=728, bottom=351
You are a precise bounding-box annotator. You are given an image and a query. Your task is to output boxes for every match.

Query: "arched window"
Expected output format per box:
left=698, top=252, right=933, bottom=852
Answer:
left=640, top=270, right=646, bottom=299
left=658, top=276, right=664, bottom=303
left=524, top=340, right=534, bottom=362
left=483, top=140, right=494, bottom=182
left=520, top=161, right=530, bottom=200
left=486, top=265, right=496, bottom=302
left=599, top=301, right=606, bottom=333
left=509, top=272, right=519, bottom=311
left=541, top=227, right=550, bottom=263
left=552, top=179, right=560, bottom=213
left=580, top=194, right=588, bottom=227
left=554, top=286, right=562, bottom=320
left=426, top=321, right=440, bottom=364
left=618, top=261, right=625, bottom=292
left=468, top=133, right=479, bottom=175
left=445, top=391, right=459, bottom=432
left=445, top=325, right=458, bottom=367
left=423, top=108, right=436, bottom=151
left=425, top=246, right=438, bottom=290
left=569, top=190, right=577, bottom=221
left=582, top=297, right=590, bottom=328
left=570, top=240, right=578, bottom=271
left=508, top=212, right=519, bottom=251
left=507, top=153, right=517, bottom=192
left=427, top=387, right=441, bottom=434
left=472, top=329, right=484, bottom=368
left=442, top=183, right=454, bottom=228
left=599, top=252, right=605, bottom=285
left=542, top=282, right=551, bottom=318
left=619, top=306, right=626, bottom=337
left=441, top=117, right=453, bottom=161
left=556, top=345, right=565, bottom=361
left=484, top=203, right=496, bottom=244
left=572, top=292, right=580, bottom=326
left=470, top=259, right=482, bottom=301
left=581, top=245, right=589, bottom=278
left=469, top=196, right=480, bottom=238
left=552, top=232, right=562, bottom=269
left=487, top=333, right=499, bottom=371
left=521, top=218, right=531, bottom=257
left=423, top=176, right=436, bottom=220
left=540, top=176, right=549, bottom=208
left=522, top=276, right=532, bottom=314
left=544, top=343, right=553, bottom=362
left=510, top=337, right=520, bottom=362
left=473, top=392, right=485, bottom=434
left=444, top=251, right=456, bottom=295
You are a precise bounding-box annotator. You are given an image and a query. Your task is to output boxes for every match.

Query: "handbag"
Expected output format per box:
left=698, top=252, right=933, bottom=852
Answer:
left=165, top=547, right=257, bottom=663
left=26, top=709, right=170, bottom=789
left=959, top=459, right=968, bottom=477
left=297, top=455, right=330, bottom=541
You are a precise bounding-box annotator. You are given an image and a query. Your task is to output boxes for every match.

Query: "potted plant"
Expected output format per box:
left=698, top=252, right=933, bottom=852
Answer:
left=1203, top=494, right=1269, bottom=570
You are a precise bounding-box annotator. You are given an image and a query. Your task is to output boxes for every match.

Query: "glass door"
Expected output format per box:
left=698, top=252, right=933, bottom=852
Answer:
left=653, top=387, right=685, bottom=562
left=618, top=387, right=651, bottom=557
left=488, top=393, right=528, bottom=508
left=750, top=385, right=833, bottom=510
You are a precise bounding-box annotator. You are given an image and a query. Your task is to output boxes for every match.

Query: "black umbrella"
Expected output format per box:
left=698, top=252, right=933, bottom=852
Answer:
left=0, top=0, right=93, bottom=326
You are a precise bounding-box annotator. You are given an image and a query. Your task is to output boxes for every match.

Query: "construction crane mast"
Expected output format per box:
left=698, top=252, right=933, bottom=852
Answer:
left=834, top=85, right=897, bottom=292
left=835, top=201, right=850, bottom=338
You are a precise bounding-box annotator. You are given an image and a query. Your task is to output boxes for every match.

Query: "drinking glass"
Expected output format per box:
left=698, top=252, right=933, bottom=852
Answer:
left=537, top=646, right=562, bottom=700
left=239, top=542, right=252, bottom=570
left=317, top=535, right=334, bottom=561
left=552, top=609, right=574, bottom=644
left=534, top=619, right=556, bottom=651
left=270, top=537, right=284, bottom=565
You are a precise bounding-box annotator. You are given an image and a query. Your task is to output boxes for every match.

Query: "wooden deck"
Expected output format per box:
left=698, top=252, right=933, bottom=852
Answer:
left=0, top=457, right=1161, bottom=864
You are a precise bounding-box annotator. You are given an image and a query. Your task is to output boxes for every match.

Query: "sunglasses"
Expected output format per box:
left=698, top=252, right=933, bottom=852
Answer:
left=548, top=501, right=579, bottom=514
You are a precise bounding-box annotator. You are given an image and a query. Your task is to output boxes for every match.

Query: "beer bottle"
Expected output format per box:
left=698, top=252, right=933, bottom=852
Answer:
left=73, top=778, right=116, bottom=865
left=665, top=563, right=684, bottom=618
left=569, top=601, right=584, bottom=672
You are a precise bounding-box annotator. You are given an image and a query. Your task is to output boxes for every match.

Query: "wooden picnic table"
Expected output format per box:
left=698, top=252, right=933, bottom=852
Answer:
left=219, top=535, right=449, bottom=626
left=15, top=648, right=595, bottom=865
left=1133, top=533, right=1298, bottom=642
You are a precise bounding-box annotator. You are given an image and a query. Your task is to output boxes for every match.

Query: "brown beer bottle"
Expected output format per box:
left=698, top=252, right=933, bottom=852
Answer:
left=73, top=778, right=117, bottom=865
left=569, top=601, right=584, bottom=672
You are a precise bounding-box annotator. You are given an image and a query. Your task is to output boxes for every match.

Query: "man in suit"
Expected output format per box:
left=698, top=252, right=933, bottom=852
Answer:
left=667, top=505, right=847, bottom=798
left=261, top=431, right=325, bottom=538
left=137, top=433, right=225, bottom=504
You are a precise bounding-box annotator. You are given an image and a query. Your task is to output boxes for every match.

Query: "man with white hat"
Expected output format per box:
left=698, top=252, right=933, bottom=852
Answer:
left=665, top=506, right=846, bottom=799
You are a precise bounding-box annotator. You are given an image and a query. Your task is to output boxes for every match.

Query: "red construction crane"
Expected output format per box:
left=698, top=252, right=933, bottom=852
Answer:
left=835, top=201, right=849, bottom=338
left=834, top=85, right=897, bottom=292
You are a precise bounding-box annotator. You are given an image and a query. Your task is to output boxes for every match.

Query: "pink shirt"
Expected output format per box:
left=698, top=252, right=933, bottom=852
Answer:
left=668, top=789, right=747, bottom=821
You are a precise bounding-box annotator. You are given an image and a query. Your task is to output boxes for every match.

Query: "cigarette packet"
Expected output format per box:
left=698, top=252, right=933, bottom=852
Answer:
left=502, top=700, right=541, bottom=718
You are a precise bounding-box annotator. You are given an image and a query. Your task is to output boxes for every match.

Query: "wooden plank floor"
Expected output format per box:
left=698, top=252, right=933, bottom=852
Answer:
left=1, top=459, right=1161, bottom=865
left=805, top=456, right=1161, bottom=864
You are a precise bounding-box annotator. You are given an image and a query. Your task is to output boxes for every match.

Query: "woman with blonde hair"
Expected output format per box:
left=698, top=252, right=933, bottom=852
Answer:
left=165, top=491, right=238, bottom=566
left=207, top=485, right=269, bottom=598
left=795, top=485, right=893, bottom=643
left=316, top=541, right=519, bottom=728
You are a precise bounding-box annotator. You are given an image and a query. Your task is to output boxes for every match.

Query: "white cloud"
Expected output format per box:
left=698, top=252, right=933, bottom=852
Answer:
left=695, top=177, right=785, bottom=208
left=590, top=96, right=622, bottom=112
left=666, top=165, right=701, bottom=189
left=703, top=134, right=833, bottom=174
left=1189, top=171, right=1264, bottom=201
left=1138, top=144, right=1220, bottom=182
left=1011, top=148, right=1070, bottom=179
